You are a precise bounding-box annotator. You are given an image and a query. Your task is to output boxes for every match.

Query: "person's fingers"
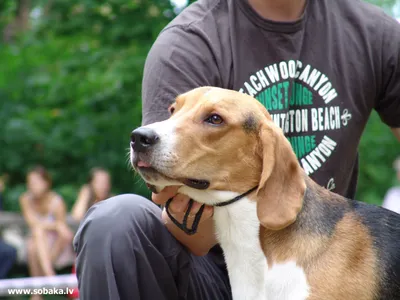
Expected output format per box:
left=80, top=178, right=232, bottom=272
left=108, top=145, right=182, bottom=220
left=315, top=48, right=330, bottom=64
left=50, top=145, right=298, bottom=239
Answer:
left=188, top=201, right=203, bottom=216
left=168, top=194, right=190, bottom=213
left=151, top=186, right=180, bottom=205
left=186, top=204, right=214, bottom=225
left=202, top=205, right=214, bottom=220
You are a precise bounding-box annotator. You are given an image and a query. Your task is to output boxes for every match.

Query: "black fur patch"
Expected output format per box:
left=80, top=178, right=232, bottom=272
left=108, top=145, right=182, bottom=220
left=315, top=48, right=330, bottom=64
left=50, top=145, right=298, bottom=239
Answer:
left=352, top=202, right=400, bottom=299
left=296, top=186, right=347, bottom=236
left=242, top=114, right=258, bottom=133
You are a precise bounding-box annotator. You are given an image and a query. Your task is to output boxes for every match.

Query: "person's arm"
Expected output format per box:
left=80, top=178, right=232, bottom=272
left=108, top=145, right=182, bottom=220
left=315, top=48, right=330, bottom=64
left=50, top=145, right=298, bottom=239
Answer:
left=52, top=196, right=72, bottom=233
left=375, top=17, right=400, bottom=133
left=142, top=25, right=221, bottom=125
left=142, top=25, right=221, bottom=255
left=19, top=194, right=41, bottom=229
left=71, top=185, right=91, bottom=221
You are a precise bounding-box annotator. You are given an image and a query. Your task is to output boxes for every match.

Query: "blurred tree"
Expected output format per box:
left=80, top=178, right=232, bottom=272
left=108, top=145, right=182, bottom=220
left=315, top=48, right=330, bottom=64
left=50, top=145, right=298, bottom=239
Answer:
left=0, top=0, right=176, bottom=210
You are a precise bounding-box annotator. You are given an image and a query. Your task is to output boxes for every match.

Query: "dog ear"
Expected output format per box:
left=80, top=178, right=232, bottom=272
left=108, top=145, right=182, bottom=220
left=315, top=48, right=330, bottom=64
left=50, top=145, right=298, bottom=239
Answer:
left=256, top=122, right=306, bottom=230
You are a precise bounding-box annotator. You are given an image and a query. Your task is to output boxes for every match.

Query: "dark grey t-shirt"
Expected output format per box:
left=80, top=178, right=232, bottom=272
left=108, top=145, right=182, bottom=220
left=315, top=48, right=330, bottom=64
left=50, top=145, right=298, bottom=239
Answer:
left=142, top=0, right=400, bottom=199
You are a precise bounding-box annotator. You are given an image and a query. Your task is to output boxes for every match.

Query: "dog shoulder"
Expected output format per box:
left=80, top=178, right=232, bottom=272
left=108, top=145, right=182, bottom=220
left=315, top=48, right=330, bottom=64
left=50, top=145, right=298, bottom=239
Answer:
left=351, top=201, right=400, bottom=299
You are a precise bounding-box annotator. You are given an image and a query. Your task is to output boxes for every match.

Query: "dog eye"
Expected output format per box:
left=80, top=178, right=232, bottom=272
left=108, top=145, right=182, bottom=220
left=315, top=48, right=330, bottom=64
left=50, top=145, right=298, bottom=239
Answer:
left=205, top=114, right=224, bottom=125
left=168, top=106, right=175, bottom=115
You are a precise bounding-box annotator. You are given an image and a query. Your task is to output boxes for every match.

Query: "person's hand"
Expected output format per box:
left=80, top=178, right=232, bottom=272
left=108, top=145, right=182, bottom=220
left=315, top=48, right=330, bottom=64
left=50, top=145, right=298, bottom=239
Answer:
left=56, top=223, right=74, bottom=241
left=152, top=186, right=214, bottom=229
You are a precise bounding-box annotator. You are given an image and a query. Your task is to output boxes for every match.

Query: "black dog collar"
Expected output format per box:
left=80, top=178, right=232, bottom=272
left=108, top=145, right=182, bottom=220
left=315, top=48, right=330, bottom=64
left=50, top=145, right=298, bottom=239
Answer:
left=165, top=186, right=258, bottom=235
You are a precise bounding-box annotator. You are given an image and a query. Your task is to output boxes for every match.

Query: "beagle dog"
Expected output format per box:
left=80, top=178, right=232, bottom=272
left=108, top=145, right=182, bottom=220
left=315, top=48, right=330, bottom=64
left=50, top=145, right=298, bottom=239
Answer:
left=130, top=87, right=400, bottom=300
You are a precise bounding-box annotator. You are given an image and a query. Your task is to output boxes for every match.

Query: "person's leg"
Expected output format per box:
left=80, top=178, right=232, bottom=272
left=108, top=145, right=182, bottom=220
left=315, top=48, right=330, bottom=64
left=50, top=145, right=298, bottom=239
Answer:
left=50, top=225, right=73, bottom=264
left=26, top=237, right=43, bottom=276
left=31, top=227, right=55, bottom=276
left=0, top=240, right=16, bottom=279
left=73, top=194, right=232, bottom=300
left=26, top=237, right=44, bottom=300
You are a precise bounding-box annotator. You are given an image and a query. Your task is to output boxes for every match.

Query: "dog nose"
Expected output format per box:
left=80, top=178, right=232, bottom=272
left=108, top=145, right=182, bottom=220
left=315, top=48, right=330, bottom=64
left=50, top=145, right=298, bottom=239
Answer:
left=130, top=128, right=159, bottom=152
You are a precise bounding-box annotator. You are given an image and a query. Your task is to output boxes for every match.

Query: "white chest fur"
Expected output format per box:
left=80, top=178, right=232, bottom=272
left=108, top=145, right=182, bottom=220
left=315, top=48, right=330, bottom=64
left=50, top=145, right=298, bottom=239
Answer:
left=178, top=187, right=310, bottom=300
left=214, top=199, right=310, bottom=300
left=214, top=199, right=267, bottom=300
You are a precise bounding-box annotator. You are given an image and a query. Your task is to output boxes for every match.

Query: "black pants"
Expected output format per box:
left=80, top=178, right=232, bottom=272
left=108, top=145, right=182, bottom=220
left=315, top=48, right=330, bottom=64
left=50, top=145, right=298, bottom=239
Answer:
left=0, top=239, right=16, bottom=279
left=73, top=194, right=232, bottom=300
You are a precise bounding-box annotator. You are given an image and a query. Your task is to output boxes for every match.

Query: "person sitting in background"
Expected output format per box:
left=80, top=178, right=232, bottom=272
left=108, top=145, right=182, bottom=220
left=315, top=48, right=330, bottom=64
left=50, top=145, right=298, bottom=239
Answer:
left=19, top=166, right=73, bottom=286
left=382, top=156, right=400, bottom=214
left=0, top=175, right=17, bottom=279
left=71, top=167, right=112, bottom=222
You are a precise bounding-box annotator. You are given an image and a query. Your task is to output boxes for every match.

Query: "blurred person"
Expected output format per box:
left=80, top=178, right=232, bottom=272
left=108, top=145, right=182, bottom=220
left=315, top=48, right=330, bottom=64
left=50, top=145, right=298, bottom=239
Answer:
left=0, top=175, right=17, bottom=279
left=19, top=166, right=73, bottom=299
left=71, top=167, right=112, bottom=222
left=382, top=156, right=400, bottom=214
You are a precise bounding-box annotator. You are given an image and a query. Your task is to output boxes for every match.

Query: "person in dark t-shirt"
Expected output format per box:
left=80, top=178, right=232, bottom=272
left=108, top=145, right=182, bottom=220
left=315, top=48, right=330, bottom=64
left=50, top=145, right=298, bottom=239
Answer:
left=74, top=0, right=400, bottom=299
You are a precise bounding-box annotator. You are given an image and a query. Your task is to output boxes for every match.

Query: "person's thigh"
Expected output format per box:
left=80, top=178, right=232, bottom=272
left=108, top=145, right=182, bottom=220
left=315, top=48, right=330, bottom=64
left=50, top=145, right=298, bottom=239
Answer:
left=73, top=194, right=231, bottom=300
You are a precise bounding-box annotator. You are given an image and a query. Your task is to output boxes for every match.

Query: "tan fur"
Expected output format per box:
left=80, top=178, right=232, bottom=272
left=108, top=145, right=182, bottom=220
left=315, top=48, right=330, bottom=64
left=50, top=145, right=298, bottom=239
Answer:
left=260, top=212, right=379, bottom=300
left=256, top=121, right=306, bottom=230
left=307, top=214, right=379, bottom=300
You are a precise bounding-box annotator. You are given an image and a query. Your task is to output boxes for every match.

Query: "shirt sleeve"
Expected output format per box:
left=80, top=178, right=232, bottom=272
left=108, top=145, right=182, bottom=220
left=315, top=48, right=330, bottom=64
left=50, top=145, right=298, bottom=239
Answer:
left=375, top=17, right=400, bottom=128
left=141, top=25, right=221, bottom=126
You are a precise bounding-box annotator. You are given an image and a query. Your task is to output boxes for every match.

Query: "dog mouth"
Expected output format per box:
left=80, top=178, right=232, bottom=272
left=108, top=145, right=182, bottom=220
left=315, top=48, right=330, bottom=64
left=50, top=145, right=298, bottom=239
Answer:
left=182, top=178, right=210, bottom=190
left=133, top=158, right=210, bottom=190
left=133, top=160, right=164, bottom=178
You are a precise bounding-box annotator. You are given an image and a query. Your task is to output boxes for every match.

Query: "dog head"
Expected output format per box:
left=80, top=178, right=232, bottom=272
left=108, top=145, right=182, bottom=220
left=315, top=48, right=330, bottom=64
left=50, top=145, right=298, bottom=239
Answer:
left=131, top=87, right=306, bottom=230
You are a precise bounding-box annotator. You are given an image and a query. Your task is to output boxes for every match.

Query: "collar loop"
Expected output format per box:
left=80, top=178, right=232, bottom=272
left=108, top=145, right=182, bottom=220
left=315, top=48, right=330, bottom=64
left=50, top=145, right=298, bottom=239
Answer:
left=165, top=186, right=258, bottom=235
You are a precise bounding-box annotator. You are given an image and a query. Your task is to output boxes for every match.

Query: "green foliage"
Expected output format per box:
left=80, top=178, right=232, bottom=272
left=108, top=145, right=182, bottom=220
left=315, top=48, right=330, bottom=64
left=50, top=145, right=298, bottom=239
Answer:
left=0, top=0, right=399, bottom=212
left=357, top=112, right=399, bottom=205
left=367, top=0, right=399, bottom=15
left=0, top=0, right=173, bottom=210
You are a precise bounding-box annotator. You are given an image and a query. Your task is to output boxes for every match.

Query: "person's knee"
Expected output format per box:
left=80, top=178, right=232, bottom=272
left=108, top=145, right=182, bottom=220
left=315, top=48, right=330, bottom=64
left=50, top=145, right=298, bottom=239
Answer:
left=86, top=193, right=160, bottom=229
left=74, top=194, right=164, bottom=273
left=59, top=226, right=73, bottom=245
left=96, top=193, right=160, bottom=220
left=73, top=194, right=161, bottom=252
left=31, top=227, right=45, bottom=240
